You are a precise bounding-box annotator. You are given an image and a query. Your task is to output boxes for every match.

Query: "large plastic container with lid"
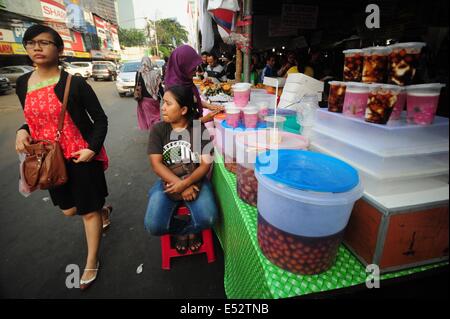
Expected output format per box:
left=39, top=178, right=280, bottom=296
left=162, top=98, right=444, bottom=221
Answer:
left=406, top=83, right=446, bottom=125
left=387, top=42, right=426, bottom=86
left=255, top=150, right=364, bottom=275
left=362, top=46, right=391, bottom=83
left=235, top=131, right=309, bottom=206
left=232, top=83, right=252, bottom=107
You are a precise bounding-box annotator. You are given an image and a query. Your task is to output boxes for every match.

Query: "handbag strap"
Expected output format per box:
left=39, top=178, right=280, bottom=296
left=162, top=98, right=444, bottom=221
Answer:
left=56, top=74, right=72, bottom=141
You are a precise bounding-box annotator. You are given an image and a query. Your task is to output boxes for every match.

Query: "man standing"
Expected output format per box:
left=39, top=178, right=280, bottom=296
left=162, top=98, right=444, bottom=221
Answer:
left=206, top=54, right=226, bottom=82
left=261, top=54, right=278, bottom=83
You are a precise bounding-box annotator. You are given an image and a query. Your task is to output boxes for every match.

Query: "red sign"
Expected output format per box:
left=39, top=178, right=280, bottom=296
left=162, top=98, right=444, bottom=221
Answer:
left=41, top=0, right=67, bottom=23
left=0, top=42, right=14, bottom=55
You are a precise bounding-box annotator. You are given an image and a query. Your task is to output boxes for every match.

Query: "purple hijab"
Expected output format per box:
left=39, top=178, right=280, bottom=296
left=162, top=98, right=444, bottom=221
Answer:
left=164, top=45, right=203, bottom=116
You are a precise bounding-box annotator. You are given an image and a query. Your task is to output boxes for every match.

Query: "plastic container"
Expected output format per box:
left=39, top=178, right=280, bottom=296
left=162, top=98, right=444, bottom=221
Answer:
left=406, top=84, right=446, bottom=125
left=314, top=108, right=449, bottom=157
left=255, top=150, right=364, bottom=275
left=221, top=120, right=267, bottom=174
left=214, top=113, right=227, bottom=155
left=388, top=42, right=426, bottom=86
left=235, top=131, right=309, bottom=206
left=283, top=82, right=303, bottom=93
left=343, top=49, right=364, bottom=82
left=286, top=73, right=324, bottom=92
left=256, top=102, right=269, bottom=121
left=232, top=83, right=251, bottom=107
left=310, top=128, right=449, bottom=182
left=365, top=84, right=402, bottom=124
left=362, top=47, right=391, bottom=83
left=243, top=107, right=259, bottom=129
left=327, top=81, right=347, bottom=113
left=264, top=115, right=286, bottom=131
left=342, top=82, right=371, bottom=118
left=389, top=87, right=406, bottom=121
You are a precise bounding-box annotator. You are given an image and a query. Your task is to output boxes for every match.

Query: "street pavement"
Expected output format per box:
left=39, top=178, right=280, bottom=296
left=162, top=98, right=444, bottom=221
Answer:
left=0, top=80, right=226, bottom=298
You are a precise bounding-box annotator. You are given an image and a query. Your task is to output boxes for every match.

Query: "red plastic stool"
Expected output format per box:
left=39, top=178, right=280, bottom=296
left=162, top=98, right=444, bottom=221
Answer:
left=160, top=205, right=216, bottom=270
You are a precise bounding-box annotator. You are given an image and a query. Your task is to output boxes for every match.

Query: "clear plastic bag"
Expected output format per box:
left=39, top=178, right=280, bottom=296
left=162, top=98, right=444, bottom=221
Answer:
left=18, top=153, right=32, bottom=197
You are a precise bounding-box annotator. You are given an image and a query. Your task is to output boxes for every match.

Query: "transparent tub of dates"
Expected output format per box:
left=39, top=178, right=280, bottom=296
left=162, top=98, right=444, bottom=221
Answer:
left=235, top=131, right=309, bottom=206
left=365, top=84, right=402, bottom=124
left=387, top=42, right=426, bottom=86
left=327, top=81, right=347, bottom=113
left=255, top=150, right=364, bottom=275
left=362, top=46, right=391, bottom=83
left=343, top=49, right=364, bottom=82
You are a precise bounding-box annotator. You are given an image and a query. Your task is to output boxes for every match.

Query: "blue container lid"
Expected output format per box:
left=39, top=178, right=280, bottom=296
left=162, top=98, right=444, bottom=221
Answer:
left=221, top=120, right=267, bottom=130
left=255, top=150, right=359, bottom=193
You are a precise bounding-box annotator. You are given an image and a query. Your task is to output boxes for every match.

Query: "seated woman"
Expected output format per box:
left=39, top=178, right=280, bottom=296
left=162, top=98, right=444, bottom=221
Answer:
left=144, top=85, right=218, bottom=254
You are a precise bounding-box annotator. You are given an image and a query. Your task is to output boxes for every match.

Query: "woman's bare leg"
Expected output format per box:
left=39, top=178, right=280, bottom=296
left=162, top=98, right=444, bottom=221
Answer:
left=81, top=211, right=102, bottom=281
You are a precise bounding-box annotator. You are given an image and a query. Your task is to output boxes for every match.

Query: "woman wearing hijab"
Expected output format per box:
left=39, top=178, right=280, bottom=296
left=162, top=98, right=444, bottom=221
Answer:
left=164, top=45, right=224, bottom=123
left=135, top=57, right=162, bottom=130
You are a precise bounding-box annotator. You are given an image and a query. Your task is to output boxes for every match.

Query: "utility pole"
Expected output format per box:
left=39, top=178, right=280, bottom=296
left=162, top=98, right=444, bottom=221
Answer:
left=154, top=19, right=160, bottom=57
left=243, top=0, right=252, bottom=83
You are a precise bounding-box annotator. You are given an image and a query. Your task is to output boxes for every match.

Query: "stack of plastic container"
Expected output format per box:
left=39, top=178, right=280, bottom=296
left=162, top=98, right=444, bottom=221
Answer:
left=278, top=73, right=324, bottom=111
left=310, top=108, right=449, bottom=196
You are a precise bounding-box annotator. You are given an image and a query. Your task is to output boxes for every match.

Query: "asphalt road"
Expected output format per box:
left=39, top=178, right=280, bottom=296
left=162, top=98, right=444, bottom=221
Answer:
left=0, top=80, right=226, bottom=298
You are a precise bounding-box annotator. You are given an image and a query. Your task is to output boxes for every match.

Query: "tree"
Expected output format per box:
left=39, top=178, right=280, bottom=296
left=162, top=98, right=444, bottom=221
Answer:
left=147, top=18, right=189, bottom=58
left=118, top=28, right=147, bottom=47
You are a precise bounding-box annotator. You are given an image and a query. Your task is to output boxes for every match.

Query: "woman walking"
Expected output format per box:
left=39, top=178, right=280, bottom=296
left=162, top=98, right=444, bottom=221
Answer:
left=135, top=56, right=162, bottom=130
left=15, top=24, right=111, bottom=290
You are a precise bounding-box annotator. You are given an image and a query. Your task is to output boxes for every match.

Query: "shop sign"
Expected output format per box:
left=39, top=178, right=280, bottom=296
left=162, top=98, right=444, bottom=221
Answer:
left=0, top=29, right=15, bottom=42
left=12, top=43, right=27, bottom=55
left=41, top=0, right=67, bottom=24
left=74, top=51, right=91, bottom=58
left=0, top=0, right=43, bottom=19
left=90, top=50, right=104, bottom=59
left=0, top=42, right=13, bottom=55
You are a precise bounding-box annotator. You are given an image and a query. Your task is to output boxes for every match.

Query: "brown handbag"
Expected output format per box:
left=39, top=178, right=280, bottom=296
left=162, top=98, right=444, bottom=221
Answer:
left=134, top=72, right=143, bottom=101
left=164, top=162, right=202, bottom=201
left=23, top=75, right=72, bottom=191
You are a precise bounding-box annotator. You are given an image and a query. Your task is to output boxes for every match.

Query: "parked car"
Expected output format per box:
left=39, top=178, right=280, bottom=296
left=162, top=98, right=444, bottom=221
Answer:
left=92, top=63, right=117, bottom=81
left=61, top=62, right=90, bottom=78
left=116, top=61, right=140, bottom=97
left=0, top=76, right=12, bottom=95
left=0, top=65, right=34, bottom=87
left=93, top=61, right=117, bottom=70
left=70, top=62, right=93, bottom=77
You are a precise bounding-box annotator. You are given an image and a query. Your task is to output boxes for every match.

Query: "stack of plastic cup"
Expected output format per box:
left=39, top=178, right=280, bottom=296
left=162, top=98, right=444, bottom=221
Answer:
left=406, top=84, right=446, bottom=125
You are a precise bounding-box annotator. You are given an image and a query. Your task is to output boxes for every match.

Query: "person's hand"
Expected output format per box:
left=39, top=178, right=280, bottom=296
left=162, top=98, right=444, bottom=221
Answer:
left=72, top=149, right=96, bottom=163
left=201, top=109, right=222, bottom=123
left=181, top=185, right=200, bottom=202
left=208, top=104, right=225, bottom=112
left=164, top=179, right=190, bottom=195
left=15, top=129, right=32, bottom=153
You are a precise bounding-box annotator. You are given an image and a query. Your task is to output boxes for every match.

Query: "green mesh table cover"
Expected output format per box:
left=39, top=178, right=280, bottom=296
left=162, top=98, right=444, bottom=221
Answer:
left=212, top=152, right=448, bottom=299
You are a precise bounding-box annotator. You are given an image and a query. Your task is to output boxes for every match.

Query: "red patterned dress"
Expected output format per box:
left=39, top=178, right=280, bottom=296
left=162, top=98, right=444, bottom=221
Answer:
left=24, top=78, right=108, bottom=170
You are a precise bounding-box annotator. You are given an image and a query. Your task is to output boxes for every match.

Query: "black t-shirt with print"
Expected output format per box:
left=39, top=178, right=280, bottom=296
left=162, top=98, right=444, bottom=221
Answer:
left=147, top=121, right=214, bottom=168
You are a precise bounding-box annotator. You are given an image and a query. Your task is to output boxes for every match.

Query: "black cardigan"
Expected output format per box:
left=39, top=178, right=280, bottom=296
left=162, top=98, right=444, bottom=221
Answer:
left=16, top=71, right=108, bottom=154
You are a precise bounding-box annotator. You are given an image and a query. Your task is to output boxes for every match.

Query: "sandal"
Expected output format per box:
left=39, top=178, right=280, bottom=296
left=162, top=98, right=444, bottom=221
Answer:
left=102, top=205, right=113, bottom=230
left=175, top=235, right=188, bottom=254
left=188, top=233, right=203, bottom=252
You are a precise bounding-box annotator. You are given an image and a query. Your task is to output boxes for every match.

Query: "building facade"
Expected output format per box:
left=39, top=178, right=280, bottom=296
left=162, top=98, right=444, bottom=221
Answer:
left=117, top=0, right=136, bottom=29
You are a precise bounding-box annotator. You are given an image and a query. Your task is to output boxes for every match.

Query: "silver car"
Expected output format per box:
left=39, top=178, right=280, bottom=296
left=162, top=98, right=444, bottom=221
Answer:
left=0, top=76, right=12, bottom=95
left=0, top=65, right=34, bottom=87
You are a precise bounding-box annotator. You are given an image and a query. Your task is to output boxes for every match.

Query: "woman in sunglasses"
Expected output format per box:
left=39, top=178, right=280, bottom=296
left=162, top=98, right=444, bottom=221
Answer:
left=15, top=24, right=112, bottom=290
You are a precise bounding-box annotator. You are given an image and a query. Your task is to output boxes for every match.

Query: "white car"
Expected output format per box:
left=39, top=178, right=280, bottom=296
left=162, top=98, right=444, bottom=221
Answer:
left=61, top=62, right=90, bottom=78
left=116, top=61, right=140, bottom=97
left=71, top=62, right=93, bottom=77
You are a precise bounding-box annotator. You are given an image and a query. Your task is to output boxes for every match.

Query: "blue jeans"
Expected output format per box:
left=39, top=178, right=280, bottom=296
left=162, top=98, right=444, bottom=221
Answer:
left=144, top=179, right=218, bottom=236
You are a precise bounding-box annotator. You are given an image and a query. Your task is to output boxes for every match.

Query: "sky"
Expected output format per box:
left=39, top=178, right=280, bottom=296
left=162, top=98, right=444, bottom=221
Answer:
left=132, top=0, right=190, bottom=31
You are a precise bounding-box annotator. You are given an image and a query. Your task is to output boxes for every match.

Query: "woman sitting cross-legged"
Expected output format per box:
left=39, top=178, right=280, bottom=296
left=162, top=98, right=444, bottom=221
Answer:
left=144, top=85, right=218, bottom=254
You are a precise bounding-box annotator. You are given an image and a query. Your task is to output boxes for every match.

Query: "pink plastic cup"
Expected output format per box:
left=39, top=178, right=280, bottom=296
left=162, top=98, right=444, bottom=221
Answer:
left=406, top=84, right=446, bottom=125
left=233, top=83, right=252, bottom=107
left=342, top=82, right=370, bottom=118
left=243, top=107, right=259, bottom=129
left=389, top=88, right=406, bottom=121
left=226, top=108, right=241, bottom=128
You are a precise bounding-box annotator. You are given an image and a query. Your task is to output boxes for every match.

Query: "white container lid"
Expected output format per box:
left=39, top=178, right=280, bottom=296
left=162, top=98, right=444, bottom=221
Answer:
left=232, top=82, right=252, bottom=91
left=370, top=83, right=402, bottom=93
left=329, top=81, right=347, bottom=87
left=343, top=49, right=363, bottom=55
left=362, top=46, right=391, bottom=56
left=265, top=115, right=287, bottom=124
left=389, top=42, right=426, bottom=51
left=345, top=82, right=372, bottom=93
left=226, top=107, right=241, bottom=114
left=243, top=107, right=259, bottom=114
left=406, top=83, right=446, bottom=96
